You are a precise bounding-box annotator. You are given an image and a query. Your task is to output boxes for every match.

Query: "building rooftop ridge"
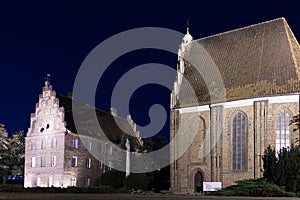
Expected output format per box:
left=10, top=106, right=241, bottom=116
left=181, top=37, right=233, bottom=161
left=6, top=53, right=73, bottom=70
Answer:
left=193, top=17, right=286, bottom=43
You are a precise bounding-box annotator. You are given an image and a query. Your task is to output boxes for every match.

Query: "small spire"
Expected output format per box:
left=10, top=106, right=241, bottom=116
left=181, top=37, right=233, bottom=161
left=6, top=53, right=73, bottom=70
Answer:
left=46, top=74, right=51, bottom=82
left=187, top=19, right=190, bottom=34
left=44, top=74, right=51, bottom=86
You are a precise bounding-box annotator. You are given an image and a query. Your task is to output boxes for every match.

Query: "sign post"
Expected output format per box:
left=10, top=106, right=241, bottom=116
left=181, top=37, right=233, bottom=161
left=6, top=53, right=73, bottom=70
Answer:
left=203, top=182, right=222, bottom=192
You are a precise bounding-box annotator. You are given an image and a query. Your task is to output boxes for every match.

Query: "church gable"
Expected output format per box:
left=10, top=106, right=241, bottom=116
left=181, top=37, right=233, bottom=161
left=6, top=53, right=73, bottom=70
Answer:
left=27, top=81, right=66, bottom=137
left=177, top=18, right=300, bottom=108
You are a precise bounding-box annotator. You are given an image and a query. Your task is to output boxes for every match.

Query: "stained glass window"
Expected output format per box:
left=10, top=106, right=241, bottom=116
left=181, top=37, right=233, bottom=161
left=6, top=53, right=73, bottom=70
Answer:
left=232, top=112, right=247, bottom=171
left=276, top=110, right=290, bottom=154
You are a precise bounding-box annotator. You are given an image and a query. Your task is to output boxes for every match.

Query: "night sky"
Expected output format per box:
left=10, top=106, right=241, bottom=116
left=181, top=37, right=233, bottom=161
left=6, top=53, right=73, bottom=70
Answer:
left=1, top=1, right=300, bottom=137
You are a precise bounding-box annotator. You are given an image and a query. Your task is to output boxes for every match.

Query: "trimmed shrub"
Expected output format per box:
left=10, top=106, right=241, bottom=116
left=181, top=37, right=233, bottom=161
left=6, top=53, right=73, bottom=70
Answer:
left=99, top=170, right=125, bottom=189
left=0, top=184, right=25, bottom=192
left=124, top=173, right=149, bottom=191
left=62, top=186, right=114, bottom=193
left=0, top=185, right=115, bottom=193
left=211, top=178, right=297, bottom=197
left=115, top=187, right=129, bottom=193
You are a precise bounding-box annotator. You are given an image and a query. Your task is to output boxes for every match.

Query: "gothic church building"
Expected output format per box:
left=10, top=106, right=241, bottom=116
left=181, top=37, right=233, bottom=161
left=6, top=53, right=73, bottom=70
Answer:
left=170, top=18, right=300, bottom=193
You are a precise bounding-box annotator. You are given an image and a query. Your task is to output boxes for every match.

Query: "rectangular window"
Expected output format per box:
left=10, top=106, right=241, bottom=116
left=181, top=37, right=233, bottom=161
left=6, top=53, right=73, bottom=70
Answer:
left=109, top=145, right=113, bottom=155
left=31, top=157, right=36, bottom=168
left=41, top=140, right=45, bottom=149
left=86, top=158, right=91, bottom=168
left=37, top=177, right=41, bottom=187
left=31, top=140, right=36, bottom=150
left=108, top=161, right=112, bottom=171
left=49, top=177, right=53, bottom=187
left=85, top=177, right=91, bottom=186
left=72, top=139, right=78, bottom=149
left=71, top=177, right=76, bottom=187
left=52, top=138, right=57, bottom=148
left=41, top=157, right=46, bottom=167
left=99, top=160, right=103, bottom=169
left=51, top=156, right=56, bottom=167
left=72, top=156, right=77, bottom=167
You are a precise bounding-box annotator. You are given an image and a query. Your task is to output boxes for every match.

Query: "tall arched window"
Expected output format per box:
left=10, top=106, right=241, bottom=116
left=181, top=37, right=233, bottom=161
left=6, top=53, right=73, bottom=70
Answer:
left=276, top=110, right=290, bottom=153
left=232, top=112, right=247, bottom=171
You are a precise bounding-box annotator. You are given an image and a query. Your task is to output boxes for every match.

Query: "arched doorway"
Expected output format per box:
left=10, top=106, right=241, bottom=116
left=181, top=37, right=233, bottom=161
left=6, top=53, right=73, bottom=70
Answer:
left=194, top=171, right=203, bottom=193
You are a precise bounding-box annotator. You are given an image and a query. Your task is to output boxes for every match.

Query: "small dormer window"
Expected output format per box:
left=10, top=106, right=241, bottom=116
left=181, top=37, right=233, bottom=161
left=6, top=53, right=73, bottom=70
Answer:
left=86, top=158, right=91, bottom=168
left=72, top=139, right=78, bottom=148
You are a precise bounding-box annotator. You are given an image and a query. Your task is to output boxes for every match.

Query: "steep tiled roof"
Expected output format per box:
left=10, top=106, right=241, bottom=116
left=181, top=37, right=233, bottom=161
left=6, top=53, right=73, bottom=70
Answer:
left=177, top=18, right=300, bottom=108
left=57, top=94, right=142, bottom=146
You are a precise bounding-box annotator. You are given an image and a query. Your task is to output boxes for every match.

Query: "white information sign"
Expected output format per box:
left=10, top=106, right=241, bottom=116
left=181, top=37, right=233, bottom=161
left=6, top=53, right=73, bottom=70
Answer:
left=203, top=182, right=222, bottom=191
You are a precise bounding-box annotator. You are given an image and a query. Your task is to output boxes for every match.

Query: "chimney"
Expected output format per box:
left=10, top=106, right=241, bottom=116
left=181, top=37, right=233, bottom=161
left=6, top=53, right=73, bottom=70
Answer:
left=110, top=107, right=118, bottom=117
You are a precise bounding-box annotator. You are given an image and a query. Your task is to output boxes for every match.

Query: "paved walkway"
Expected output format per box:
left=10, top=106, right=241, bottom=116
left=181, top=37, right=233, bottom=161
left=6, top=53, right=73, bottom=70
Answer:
left=0, top=193, right=299, bottom=200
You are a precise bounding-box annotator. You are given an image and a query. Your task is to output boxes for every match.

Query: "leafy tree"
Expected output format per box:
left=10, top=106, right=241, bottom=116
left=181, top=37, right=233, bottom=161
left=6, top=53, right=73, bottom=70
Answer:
left=142, top=135, right=168, bottom=152
left=120, top=134, right=140, bottom=152
left=277, top=146, right=300, bottom=192
left=123, top=173, right=149, bottom=190
left=120, top=134, right=170, bottom=191
left=7, top=131, right=25, bottom=177
left=98, top=170, right=125, bottom=189
left=0, top=127, right=25, bottom=184
left=291, top=114, right=300, bottom=130
left=0, top=124, right=8, bottom=150
left=140, top=135, right=169, bottom=170
left=0, top=124, right=9, bottom=184
left=291, top=114, right=300, bottom=144
left=149, top=166, right=170, bottom=192
left=140, top=135, right=170, bottom=192
left=262, top=146, right=277, bottom=183
left=263, top=145, right=300, bottom=193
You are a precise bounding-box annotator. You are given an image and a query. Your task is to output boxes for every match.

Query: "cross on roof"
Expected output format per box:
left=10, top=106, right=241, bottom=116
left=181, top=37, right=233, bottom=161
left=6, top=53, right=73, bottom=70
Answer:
left=44, top=74, right=51, bottom=82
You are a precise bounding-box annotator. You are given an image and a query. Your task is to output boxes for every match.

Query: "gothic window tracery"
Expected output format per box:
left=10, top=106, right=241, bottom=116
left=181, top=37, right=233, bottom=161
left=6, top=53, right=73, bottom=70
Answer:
left=232, top=111, right=247, bottom=171
left=276, top=109, right=290, bottom=153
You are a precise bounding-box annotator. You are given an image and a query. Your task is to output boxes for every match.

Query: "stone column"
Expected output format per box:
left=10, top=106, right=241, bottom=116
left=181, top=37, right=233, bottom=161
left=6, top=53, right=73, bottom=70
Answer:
left=125, top=139, right=130, bottom=177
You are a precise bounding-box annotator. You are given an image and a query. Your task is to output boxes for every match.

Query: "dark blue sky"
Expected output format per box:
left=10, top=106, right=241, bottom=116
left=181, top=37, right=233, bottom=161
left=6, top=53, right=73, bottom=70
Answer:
left=1, top=0, right=300, bottom=136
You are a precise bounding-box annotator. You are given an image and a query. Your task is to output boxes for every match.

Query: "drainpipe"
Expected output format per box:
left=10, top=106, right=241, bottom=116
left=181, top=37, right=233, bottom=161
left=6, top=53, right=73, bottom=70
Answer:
left=253, top=102, right=256, bottom=179
left=209, top=104, right=214, bottom=181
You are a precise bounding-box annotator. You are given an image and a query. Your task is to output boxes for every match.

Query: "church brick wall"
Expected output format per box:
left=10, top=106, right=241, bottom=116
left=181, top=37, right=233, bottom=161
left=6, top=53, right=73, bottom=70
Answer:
left=171, top=100, right=299, bottom=193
